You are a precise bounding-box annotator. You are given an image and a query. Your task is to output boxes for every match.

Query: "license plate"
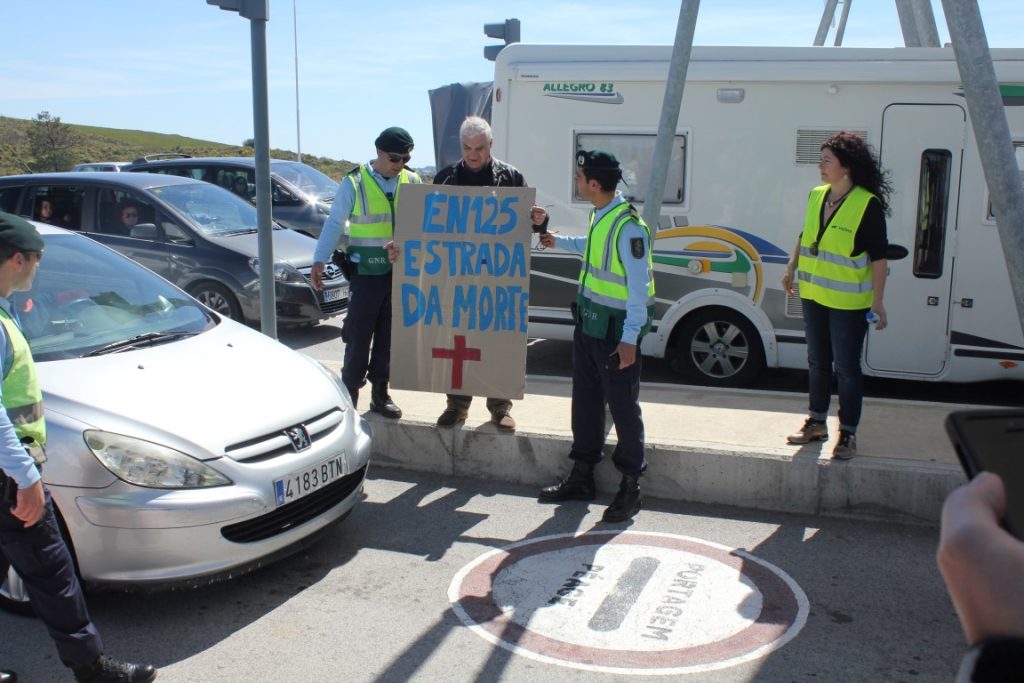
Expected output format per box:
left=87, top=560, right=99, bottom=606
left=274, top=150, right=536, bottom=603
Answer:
left=323, top=286, right=347, bottom=303
left=273, top=454, right=346, bottom=507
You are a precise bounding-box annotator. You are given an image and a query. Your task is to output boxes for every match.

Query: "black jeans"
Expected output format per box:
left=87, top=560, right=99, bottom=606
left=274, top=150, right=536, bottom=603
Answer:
left=0, top=480, right=103, bottom=668
left=568, top=325, right=647, bottom=477
left=341, top=273, right=393, bottom=394
left=801, top=298, right=869, bottom=433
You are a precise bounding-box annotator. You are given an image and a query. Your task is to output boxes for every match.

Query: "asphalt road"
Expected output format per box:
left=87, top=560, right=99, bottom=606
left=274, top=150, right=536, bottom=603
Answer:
left=2, top=467, right=964, bottom=683
left=279, top=315, right=1024, bottom=406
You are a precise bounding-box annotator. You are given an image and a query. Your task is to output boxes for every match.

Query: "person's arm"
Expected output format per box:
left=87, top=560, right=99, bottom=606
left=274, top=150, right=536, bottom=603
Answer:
left=615, top=223, right=652, bottom=364
left=311, top=176, right=357, bottom=290
left=870, top=259, right=888, bottom=330
left=856, top=199, right=889, bottom=330
left=781, top=234, right=801, bottom=297
left=538, top=232, right=586, bottom=254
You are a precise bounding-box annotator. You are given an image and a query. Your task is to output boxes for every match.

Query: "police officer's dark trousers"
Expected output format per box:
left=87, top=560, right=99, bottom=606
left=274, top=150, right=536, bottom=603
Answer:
left=568, top=324, right=646, bottom=477
left=341, top=272, right=393, bottom=397
left=0, top=481, right=103, bottom=668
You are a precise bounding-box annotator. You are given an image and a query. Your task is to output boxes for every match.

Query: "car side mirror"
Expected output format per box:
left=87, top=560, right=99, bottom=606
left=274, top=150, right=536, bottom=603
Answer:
left=130, top=223, right=159, bottom=240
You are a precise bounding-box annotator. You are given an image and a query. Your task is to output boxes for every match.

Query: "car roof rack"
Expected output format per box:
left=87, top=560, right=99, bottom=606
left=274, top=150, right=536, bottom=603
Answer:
left=131, top=153, right=193, bottom=164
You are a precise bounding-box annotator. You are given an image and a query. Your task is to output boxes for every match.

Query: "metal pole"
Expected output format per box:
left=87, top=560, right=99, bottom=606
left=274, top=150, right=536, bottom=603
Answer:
left=895, top=0, right=922, bottom=47
left=941, top=0, right=1024, bottom=333
left=910, top=0, right=941, bottom=47
left=293, top=0, right=302, bottom=162
left=834, top=0, right=852, bottom=46
left=813, top=0, right=839, bottom=46
left=642, top=0, right=700, bottom=231
left=250, top=9, right=278, bottom=337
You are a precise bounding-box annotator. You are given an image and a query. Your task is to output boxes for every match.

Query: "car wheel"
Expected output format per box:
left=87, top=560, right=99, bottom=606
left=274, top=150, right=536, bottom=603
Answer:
left=188, top=282, right=243, bottom=321
left=0, top=565, right=34, bottom=616
left=672, top=307, right=765, bottom=387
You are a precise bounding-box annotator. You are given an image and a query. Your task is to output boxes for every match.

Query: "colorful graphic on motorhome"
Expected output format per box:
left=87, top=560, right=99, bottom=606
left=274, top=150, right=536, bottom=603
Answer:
left=653, top=226, right=790, bottom=304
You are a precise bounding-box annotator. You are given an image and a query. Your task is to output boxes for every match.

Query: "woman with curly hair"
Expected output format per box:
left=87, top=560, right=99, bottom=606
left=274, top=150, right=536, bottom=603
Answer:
left=781, top=131, right=892, bottom=460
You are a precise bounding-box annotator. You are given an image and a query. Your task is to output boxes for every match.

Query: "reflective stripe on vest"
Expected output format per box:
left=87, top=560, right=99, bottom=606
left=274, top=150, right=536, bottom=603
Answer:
left=0, top=308, right=46, bottom=447
left=577, top=202, right=655, bottom=340
left=347, top=166, right=421, bottom=275
left=797, top=185, right=875, bottom=309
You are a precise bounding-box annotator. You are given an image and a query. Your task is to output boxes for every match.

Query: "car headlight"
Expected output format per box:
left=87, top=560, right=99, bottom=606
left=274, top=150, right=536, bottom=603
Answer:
left=84, top=430, right=233, bottom=488
left=249, top=258, right=307, bottom=284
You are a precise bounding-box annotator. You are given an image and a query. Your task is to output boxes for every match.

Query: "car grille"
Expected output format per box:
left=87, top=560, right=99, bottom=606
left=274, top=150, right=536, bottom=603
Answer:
left=221, top=465, right=367, bottom=543
left=298, top=264, right=348, bottom=316
left=224, top=408, right=344, bottom=463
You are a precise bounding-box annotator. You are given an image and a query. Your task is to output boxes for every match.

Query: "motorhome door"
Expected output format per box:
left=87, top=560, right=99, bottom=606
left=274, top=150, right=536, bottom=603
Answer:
left=865, top=104, right=965, bottom=376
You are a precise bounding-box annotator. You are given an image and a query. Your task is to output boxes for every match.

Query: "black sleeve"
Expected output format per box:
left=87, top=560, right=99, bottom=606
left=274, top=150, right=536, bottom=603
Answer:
left=853, top=197, right=888, bottom=261
left=433, top=164, right=456, bottom=186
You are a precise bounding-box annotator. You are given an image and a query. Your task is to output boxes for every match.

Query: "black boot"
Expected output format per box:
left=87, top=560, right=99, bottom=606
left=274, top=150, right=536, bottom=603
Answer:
left=602, top=475, right=641, bottom=523
left=369, top=381, right=402, bottom=419
left=73, top=655, right=156, bottom=683
left=538, top=461, right=596, bottom=502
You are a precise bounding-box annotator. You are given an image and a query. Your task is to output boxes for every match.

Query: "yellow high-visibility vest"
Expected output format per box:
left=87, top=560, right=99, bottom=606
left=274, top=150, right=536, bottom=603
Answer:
left=797, top=185, right=875, bottom=310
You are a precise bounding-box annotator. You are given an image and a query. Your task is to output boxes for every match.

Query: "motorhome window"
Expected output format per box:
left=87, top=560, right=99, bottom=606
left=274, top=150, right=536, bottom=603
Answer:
left=574, top=133, right=686, bottom=206
left=985, top=142, right=1024, bottom=220
left=912, top=149, right=952, bottom=279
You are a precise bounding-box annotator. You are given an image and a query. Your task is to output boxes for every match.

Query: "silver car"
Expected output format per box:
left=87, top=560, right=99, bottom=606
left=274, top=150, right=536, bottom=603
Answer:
left=0, top=222, right=371, bottom=611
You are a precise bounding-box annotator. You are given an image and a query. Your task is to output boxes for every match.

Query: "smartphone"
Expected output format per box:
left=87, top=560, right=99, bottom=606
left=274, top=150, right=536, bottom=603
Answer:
left=945, top=409, right=1024, bottom=539
left=605, top=352, right=621, bottom=371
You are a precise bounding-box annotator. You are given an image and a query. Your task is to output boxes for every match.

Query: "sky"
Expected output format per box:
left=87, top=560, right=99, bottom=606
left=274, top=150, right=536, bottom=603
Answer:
left=1, top=1, right=1020, bottom=168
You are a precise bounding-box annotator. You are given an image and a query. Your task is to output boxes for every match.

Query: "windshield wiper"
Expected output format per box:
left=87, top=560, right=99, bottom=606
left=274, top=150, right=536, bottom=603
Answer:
left=83, top=332, right=198, bottom=357
left=220, top=228, right=258, bottom=236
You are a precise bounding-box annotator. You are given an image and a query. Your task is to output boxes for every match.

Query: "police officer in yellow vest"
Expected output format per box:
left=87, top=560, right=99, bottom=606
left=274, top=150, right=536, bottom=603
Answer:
left=0, top=213, right=156, bottom=683
left=536, top=151, right=655, bottom=523
left=311, top=127, right=422, bottom=418
left=782, top=131, right=890, bottom=460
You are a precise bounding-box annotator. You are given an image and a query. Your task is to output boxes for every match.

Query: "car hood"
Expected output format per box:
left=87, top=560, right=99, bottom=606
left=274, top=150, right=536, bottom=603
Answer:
left=38, top=321, right=345, bottom=460
left=215, top=228, right=318, bottom=267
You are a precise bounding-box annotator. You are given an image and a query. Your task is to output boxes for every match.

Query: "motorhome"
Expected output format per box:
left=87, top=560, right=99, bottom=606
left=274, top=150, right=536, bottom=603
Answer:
left=490, top=44, right=1024, bottom=386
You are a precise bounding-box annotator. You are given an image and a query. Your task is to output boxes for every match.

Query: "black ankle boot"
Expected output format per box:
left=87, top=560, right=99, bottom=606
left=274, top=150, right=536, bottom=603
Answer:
left=369, top=381, right=401, bottom=419
left=602, top=475, right=641, bottom=522
left=538, top=461, right=596, bottom=502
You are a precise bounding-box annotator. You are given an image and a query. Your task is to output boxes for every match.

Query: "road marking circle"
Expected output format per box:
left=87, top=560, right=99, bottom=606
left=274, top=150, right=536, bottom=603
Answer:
left=449, top=530, right=808, bottom=675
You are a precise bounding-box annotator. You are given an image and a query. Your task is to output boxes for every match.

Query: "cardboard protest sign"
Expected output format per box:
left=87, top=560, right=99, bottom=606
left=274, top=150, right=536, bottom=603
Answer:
left=389, top=184, right=535, bottom=399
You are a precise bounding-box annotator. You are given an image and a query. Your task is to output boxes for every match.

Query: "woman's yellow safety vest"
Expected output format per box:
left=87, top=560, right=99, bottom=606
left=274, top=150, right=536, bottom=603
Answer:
left=346, top=165, right=421, bottom=275
left=577, top=202, right=655, bottom=340
left=0, top=308, right=46, bottom=448
left=797, top=185, right=875, bottom=310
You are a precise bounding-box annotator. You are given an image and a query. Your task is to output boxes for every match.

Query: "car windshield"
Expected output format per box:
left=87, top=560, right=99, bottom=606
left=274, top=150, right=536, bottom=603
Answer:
left=10, top=233, right=214, bottom=361
left=150, top=182, right=271, bottom=237
left=270, top=161, right=338, bottom=202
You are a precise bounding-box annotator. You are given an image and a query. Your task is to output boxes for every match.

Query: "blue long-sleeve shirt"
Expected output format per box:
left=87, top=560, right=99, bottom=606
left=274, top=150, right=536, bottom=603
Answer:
left=313, top=162, right=406, bottom=265
left=0, top=296, right=41, bottom=490
left=550, top=193, right=652, bottom=345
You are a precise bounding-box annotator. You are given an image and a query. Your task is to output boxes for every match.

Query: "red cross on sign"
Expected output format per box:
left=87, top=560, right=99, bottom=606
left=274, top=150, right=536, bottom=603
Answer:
left=432, top=335, right=482, bottom=390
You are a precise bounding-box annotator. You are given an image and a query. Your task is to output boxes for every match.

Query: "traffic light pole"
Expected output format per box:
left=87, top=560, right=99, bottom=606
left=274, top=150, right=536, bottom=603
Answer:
left=207, top=0, right=277, bottom=337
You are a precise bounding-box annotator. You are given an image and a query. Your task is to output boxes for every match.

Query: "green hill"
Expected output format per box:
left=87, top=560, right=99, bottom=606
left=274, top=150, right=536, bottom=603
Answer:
left=0, top=115, right=357, bottom=180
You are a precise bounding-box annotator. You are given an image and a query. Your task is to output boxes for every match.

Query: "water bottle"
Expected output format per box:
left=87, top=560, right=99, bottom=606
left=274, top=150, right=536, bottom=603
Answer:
left=866, top=311, right=880, bottom=325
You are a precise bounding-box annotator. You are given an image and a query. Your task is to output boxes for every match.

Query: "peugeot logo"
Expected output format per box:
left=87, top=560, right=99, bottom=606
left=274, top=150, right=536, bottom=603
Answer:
left=284, top=425, right=311, bottom=452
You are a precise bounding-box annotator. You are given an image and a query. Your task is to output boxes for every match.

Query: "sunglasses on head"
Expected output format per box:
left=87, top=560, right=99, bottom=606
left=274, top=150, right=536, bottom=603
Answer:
left=387, top=153, right=411, bottom=164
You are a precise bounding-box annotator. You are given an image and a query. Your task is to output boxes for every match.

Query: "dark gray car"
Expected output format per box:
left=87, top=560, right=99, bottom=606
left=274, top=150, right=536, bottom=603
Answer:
left=0, top=172, right=347, bottom=325
left=127, top=156, right=338, bottom=238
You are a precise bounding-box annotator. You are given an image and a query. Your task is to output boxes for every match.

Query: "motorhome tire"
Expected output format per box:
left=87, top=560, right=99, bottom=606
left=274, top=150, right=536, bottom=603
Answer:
left=673, top=308, right=764, bottom=387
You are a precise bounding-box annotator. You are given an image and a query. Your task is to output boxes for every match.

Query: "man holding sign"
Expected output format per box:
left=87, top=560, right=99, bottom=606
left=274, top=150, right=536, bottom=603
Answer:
left=535, top=150, right=655, bottom=523
left=312, top=127, right=422, bottom=418
left=431, top=117, right=548, bottom=430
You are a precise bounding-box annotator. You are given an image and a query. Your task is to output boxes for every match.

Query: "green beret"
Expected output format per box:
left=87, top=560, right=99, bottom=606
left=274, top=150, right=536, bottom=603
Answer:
left=375, top=126, right=414, bottom=154
left=576, top=149, right=619, bottom=170
left=0, top=212, right=45, bottom=252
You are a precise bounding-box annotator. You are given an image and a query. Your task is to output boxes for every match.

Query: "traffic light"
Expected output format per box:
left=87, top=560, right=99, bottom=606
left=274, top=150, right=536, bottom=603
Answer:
left=484, top=18, right=521, bottom=61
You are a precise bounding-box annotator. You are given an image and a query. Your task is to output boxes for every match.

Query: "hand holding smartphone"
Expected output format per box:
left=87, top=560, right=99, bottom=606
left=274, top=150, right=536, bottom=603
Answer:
left=945, top=409, right=1024, bottom=540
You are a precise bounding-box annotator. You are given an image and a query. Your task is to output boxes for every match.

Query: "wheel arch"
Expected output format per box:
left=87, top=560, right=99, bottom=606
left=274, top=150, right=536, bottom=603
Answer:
left=659, top=289, right=779, bottom=369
